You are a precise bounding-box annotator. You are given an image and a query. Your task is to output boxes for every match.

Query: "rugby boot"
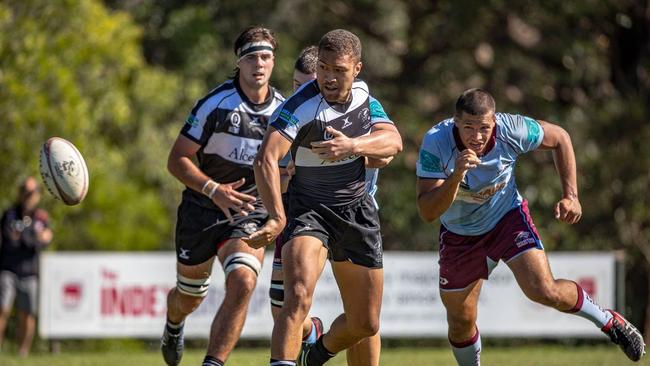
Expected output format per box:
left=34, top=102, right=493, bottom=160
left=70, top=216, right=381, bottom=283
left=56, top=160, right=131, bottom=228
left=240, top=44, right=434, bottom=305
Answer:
left=161, top=323, right=185, bottom=366
left=601, top=310, right=646, bottom=362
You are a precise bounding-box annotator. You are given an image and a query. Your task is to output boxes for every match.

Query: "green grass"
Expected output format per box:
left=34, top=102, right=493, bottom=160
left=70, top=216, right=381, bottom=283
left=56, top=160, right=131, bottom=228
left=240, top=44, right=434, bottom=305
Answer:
left=0, top=345, right=647, bottom=366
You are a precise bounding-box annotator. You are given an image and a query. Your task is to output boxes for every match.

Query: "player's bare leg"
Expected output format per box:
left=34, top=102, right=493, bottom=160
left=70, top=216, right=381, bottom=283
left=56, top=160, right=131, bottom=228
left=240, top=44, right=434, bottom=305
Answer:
left=508, top=249, right=645, bottom=361
left=271, top=236, right=326, bottom=360
left=17, top=310, right=35, bottom=357
left=203, top=239, right=264, bottom=363
left=440, top=279, right=483, bottom=366
left=271, top=248, right=327, bottom=342
left=346, top=332, right=381, bottom=366
left=0, top=306, right=10, bottom=350
left=162, top=257, right=214, bottom=365
left=305, top=260, right=382, bottom=365
left=507, top=249, right=578, bottom=310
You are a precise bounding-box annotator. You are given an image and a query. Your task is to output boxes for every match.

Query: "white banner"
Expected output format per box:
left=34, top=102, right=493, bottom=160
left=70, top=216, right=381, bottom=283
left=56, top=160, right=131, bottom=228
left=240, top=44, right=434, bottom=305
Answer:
left=39, top=251, right=616, bottom=338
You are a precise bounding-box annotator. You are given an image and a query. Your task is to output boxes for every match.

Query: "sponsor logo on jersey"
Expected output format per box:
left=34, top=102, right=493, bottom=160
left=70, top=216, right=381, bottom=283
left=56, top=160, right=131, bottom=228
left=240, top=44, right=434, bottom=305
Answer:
left=439, top=277, right=449, bottom=285
left=524, top=117, right=541, bottom=144
left=228, top=146, right=257, bottom=163
left=279, top=109, right=299, bottom=126
left=456, top=180, right=507, bottom=204
left=341, top=117, right=353, bottom=129
left=186, top=114, right=199, bottom=127
left=514, top=231, right=536, bottom=248
left=419, top=150, right=443, bottom=173
left=320, top=153, right=359, bottom=165
left=228, top=112, right=241, bottom=134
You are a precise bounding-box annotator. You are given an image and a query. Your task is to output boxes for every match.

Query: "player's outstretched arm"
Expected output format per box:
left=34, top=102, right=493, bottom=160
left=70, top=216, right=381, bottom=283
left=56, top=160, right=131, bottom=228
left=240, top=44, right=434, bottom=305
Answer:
left=168, top=134, right=256, bottom=222
left=244, top=128, right=292, bottom=248
left=536, top=120, right=582, bottom=224
left=417, top=149, right=480, bottom=222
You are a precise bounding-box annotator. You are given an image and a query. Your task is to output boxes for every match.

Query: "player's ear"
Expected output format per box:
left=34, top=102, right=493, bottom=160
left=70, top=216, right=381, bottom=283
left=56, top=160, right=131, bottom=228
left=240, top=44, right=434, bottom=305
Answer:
left=353, top=61, right=362, bottom=77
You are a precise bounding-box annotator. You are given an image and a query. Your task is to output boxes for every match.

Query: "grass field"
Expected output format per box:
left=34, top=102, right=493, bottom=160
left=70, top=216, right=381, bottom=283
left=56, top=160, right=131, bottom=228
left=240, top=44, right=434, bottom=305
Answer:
left=0, top=345, right=647, bottom=366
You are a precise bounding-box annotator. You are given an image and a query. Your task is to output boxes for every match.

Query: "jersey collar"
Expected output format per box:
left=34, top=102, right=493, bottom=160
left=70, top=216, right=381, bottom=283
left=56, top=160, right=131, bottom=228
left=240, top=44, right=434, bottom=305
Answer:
left=234, top=78, right=276, bottom=112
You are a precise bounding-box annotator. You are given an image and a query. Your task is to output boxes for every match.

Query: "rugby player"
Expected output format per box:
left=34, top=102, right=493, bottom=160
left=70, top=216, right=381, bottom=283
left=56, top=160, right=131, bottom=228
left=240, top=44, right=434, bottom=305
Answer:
left=416, top=88, right=646, bottom=365
left=246, top=28, right=402, bottom=366
left=162, top=26, right=284, bottom=366
left=269, top=45, right=384, bottom=366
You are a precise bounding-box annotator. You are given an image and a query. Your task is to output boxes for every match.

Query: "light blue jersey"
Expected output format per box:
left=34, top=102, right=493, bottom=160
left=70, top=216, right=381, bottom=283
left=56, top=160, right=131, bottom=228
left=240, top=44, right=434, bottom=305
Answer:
left=416, top=113, right=544, bottom=235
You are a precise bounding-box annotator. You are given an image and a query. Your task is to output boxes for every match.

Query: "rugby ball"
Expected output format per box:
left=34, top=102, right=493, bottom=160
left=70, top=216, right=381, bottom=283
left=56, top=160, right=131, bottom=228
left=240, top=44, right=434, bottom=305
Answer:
left=39, top=137, right=89, bottom=205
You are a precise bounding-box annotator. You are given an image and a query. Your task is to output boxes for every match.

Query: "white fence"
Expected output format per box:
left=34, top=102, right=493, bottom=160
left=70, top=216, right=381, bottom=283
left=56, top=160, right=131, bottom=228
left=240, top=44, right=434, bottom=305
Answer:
left=39, top=251, right=616, bottom=338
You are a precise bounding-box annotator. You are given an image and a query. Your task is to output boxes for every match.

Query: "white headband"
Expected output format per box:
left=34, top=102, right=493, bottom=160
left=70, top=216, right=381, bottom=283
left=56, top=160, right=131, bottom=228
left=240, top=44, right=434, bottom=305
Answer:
left=236, top=41, right=274, bottom=62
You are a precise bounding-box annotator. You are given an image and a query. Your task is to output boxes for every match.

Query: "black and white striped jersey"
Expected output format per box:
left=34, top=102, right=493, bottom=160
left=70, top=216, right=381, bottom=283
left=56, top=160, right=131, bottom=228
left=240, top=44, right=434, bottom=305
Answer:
left=180, top=79, right=285, bottom=209
left=270, top=79, right=393, bottom=206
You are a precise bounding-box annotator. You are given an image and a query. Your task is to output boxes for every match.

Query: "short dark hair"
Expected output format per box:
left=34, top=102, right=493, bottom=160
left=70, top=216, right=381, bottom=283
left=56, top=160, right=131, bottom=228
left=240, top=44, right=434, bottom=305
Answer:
left=318, top=29, right=362, bottom=61
left=455, top=88, right=496, bottom=116
left=294, top=46, right=318, bottom=74
left=233, top=26, right=277, bottom=56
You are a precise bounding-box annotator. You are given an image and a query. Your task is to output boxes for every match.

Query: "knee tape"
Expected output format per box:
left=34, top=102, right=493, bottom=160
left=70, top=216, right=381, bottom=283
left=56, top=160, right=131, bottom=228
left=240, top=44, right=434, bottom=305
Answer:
left=177, top=274, right=211, bottom=297
left=269, top=279, right=284, bottom=308
left=223, top=252, right=261, bottom=277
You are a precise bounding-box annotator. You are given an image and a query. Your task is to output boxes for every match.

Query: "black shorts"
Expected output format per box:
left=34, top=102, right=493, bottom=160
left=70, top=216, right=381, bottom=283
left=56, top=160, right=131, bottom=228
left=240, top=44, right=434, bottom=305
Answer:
left=175, top=199, right=267, bottom=265
left=283, top=194, right=383, bottom=268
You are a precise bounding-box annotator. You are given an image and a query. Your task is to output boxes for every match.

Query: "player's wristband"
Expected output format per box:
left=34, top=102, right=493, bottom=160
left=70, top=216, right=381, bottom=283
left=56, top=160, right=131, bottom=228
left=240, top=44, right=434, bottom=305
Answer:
left=201, top=180, right=220, bottom=199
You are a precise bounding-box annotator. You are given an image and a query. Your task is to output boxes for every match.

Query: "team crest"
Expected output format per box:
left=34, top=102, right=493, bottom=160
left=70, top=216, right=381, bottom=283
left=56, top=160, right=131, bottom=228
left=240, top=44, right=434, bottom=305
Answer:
left=357, top=108, right=370, bottom=128
left=228, top=112, right=241, bottom=134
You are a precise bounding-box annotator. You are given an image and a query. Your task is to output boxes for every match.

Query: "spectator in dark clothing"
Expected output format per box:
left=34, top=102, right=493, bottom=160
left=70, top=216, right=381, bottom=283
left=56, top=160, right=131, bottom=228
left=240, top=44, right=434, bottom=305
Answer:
left=0, top=177, right=52, bottom=357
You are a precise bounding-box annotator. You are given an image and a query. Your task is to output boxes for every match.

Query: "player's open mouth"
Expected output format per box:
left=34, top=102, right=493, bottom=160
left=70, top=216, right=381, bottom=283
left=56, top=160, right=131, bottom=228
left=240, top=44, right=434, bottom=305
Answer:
left=469, top=142, right=483, bottom=151
left=324, top=85, right=338, bottom=92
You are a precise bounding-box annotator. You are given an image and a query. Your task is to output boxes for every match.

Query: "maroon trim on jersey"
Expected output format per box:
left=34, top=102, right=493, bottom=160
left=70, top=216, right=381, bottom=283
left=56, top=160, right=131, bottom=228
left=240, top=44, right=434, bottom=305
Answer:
left=452, top=125, right=497, bottom=157
left=449, top=327, right=480, bottom=348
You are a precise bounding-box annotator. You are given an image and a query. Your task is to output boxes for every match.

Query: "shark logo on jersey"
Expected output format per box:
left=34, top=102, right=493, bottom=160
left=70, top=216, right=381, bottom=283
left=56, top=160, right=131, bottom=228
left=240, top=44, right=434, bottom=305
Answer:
left=341, top=117, right=353, bottom=129
left=358, top=107, right=370, bottom=125
left=228, top=112, right=241, bottom=134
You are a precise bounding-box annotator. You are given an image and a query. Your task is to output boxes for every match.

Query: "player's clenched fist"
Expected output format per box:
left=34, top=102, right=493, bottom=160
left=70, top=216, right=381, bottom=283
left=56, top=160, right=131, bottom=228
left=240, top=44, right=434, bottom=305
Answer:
left=243, top=217, right=285, bottom=249
left=554, top=196, right=582, bottom=224
left=452, top=149, right=481, bottom=179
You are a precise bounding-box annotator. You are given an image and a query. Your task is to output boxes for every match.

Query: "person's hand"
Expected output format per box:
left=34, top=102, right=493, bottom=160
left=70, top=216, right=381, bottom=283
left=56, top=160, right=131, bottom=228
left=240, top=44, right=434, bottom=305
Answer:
left=452, top=149, right=481, bottom=180
left=211, top=178, right=256, bottom=223
left=554, top=197, right=582, bottom=224
left=311, top=127, right=356, bottom=161
left=242, top=217, right=285, bottom=249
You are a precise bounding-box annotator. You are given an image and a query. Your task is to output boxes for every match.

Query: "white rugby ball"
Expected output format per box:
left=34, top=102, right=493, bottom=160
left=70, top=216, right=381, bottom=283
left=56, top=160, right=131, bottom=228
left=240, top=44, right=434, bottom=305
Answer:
left=39, top=137, right=89, bottom=205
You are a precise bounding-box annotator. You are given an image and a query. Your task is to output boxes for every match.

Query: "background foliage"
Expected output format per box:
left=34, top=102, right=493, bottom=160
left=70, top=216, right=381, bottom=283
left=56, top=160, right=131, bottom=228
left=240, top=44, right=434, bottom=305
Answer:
left=1, top=0, right=648, bottom=338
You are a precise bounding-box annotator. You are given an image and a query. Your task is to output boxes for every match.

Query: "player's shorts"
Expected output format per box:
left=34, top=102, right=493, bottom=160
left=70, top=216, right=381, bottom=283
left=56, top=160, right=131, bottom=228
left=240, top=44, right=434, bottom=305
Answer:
left=438, top=200, right=543, bottom=291
left=0, top=271, right=38, bottom=315
left=283, top=193, right=383, bottom=269
left=175, top=199, right=267, bottom=266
